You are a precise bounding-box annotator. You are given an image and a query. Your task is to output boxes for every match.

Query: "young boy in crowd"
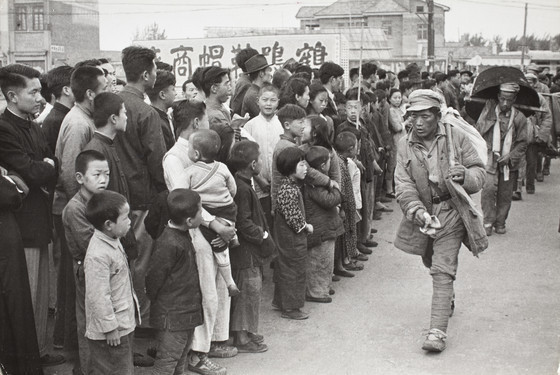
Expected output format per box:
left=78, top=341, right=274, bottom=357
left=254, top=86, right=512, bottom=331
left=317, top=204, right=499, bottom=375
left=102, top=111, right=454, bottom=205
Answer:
left=273, top=147, right=313, bottom=320
left=85, top=92, right=129, bottom=201
left=303, top=146, right=343, bottom=303
left=184, top=128, right=241, bottom=297
left=228, top=140, right=276, bottom=352
left=333, top=131, right=362, bottom=277
left=146, top=189, right=204, bottom=374
left=62, top=150, right=110, bottom=374
left=84, top=190, right=138, bottom=374
left=243, top=83, right=283, bottom=228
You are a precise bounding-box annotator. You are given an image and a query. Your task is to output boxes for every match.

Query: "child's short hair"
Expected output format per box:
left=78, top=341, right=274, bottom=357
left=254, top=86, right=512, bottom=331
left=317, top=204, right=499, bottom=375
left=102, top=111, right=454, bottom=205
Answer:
left=276, top=147, right=305, bottom=177
left=277, top=104, right=306, bottom=127
left=334, top=131, right=358, bottom=153
left=146, top=70, right=176, bottom=102
left=75, top=149, right=107, bottom=175
left=305, top=146, right=330, bottom=169
left=93, top=92, right=124, bottom=128
left=345, top=87, right=368, bottom=105
left=190, top=129, right=221, bottom=161
left=173, top=100, right=206, bottom=135
left=258, top=83, right=279, bottom=98
left=86, top=190, right=128, bottom=231
left=167, top=188, right=201, bottom=225
left=228, top=140, right=260, bottom=172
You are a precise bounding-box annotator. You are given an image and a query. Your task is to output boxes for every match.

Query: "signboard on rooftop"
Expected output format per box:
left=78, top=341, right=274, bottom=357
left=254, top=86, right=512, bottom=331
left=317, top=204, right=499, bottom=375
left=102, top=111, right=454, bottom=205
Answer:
left=134, top=33, right=349, bottom=85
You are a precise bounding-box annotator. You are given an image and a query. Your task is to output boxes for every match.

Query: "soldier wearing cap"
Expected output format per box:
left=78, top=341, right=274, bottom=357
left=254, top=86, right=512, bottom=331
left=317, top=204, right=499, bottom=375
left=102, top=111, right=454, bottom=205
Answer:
left=475, top=82, right=528, bottom=235
left=241, top=54, right=273, bottom=119
left=394, top=90, right=487, bottom=353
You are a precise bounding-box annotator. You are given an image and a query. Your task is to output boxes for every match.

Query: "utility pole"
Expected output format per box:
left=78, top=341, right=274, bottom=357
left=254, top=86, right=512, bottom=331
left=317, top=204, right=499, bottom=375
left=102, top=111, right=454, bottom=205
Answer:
left=427, top=0, right=435, bottom=72
left=520, top=2, right=528, bottom=68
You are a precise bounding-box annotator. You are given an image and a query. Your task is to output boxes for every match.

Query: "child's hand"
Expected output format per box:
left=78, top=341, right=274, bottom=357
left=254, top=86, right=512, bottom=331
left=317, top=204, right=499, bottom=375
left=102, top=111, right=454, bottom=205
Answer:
left=329, top=180, right=340, bottom=191
left=306, top=224, right=314, bottom=234
left=106, top=329, right=120, bottom=347
left=210, top=219, right=236, bottom=242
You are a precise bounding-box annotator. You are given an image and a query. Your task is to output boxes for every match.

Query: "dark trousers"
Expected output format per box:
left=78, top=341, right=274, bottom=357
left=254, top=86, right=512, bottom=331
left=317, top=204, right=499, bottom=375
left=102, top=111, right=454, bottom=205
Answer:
left=53, top=215, right=78, bottom=351
left=153, top=329, right=194, bottom=375
left=481, top=170, right=518, bottom=228
left=87, top=332, right=134, bottom=375
left=526, top=143, right=546, bottom=190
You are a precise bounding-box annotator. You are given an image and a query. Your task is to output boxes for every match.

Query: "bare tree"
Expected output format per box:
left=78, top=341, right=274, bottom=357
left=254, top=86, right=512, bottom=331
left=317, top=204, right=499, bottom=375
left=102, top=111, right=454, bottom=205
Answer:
left=132, top=22, right=167, bottom=41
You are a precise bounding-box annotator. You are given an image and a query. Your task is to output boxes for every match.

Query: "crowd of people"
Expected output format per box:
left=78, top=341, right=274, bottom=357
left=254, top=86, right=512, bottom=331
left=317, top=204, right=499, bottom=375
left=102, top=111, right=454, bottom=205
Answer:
left=0, top=44, right=558, bottom=375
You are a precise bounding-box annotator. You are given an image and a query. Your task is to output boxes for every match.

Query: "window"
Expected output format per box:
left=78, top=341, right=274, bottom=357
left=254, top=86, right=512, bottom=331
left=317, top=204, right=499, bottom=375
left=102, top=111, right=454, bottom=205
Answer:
left=15, top=6, right=27, bottom=31
left=416, top=6, right=425, bottom=13
left=417, top=24, right=428, bottom=40
left=382, top=20, right=392, bottom=36
left=32, top=6, right=44, bottom=31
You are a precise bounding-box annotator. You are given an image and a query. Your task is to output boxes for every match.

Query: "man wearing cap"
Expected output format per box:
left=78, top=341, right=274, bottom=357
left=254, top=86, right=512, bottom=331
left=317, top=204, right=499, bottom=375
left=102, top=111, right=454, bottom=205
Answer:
left=475, top=82, right=527, bottom=235
left=241, top=54, right=273, bottom=119
left=230, top=47, right=259, bottom=116
left=526, top=64, right=550, bottom=94
left=516, top=73, right=552, bottom=196
left=394, top=89, right=487, bottom=353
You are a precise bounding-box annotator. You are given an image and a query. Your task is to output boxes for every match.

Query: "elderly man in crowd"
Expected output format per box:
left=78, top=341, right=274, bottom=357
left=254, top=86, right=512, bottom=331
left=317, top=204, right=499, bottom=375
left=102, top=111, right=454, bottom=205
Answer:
left=476, top=82, right=528, bottom=235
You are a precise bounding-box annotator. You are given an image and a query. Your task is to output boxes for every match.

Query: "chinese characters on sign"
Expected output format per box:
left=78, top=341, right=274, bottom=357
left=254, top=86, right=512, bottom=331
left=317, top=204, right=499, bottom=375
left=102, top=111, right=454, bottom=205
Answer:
left=142, top=35, right=340, bottom=82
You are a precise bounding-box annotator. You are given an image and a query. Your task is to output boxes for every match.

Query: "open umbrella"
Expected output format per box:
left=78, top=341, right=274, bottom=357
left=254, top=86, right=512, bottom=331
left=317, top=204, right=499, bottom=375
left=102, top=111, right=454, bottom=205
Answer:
left=466, top=66, right=540, bottom=121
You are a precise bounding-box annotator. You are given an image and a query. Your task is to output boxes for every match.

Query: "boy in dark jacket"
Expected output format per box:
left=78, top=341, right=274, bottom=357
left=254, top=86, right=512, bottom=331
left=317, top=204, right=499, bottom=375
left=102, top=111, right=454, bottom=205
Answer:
left=304, top=146, right=344, bottom=303
left=146, top=189, right=204, bottom=374
left=229, top=140, right=276, bottom=353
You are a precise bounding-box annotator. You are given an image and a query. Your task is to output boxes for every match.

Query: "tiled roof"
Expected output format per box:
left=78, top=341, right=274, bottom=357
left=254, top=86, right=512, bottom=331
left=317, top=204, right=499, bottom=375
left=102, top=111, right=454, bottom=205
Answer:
left=297, top=0, right=449, bottom=19
left=295, top=6, right=324, bottom=19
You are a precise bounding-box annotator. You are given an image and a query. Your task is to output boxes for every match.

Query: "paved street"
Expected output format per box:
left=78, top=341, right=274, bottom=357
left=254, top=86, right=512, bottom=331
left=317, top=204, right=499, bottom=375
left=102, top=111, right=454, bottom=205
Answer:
left=46, top=161, right=560, bottom=375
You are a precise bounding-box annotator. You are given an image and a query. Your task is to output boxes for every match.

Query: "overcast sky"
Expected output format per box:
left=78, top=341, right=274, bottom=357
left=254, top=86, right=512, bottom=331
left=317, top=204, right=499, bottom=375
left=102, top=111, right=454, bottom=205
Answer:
left=98, top=0, right=560, bottom=51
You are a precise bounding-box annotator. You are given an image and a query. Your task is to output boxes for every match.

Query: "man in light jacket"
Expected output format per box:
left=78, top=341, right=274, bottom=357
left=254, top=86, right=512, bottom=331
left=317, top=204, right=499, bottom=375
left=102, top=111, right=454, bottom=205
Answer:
left=394, top=90, right=487, bottom=353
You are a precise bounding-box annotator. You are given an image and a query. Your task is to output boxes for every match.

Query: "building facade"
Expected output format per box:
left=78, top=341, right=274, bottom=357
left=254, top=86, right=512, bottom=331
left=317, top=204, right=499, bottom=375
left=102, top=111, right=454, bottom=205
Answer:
left=0, top=0, right=100, bottom=71
left=297, top=0, right=448, bottom=62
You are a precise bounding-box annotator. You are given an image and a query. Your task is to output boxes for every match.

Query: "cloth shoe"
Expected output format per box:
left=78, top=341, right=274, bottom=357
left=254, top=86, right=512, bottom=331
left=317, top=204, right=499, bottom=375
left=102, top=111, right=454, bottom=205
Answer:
left=372, top=211, right=383, bottom=220
left=512, top=191, right=522, bottom=201
left=370, top=228, right=378, bottom=234
left=344, top=261, right=363, bottom=271
left=358, top=244, right=373, bottom=254
left=484, top=225, right=492, bottom=237
left=332, top=274, right=341, bottom=282
left=494, top=226, right=506, bottom=235
left=363, top=239, right=378, bottom=248
left=248, top=332, right=264, bottom=344
left=334, top=268, right=355, bottom=278
left=375, top=202, right=393, bottom=212
left=422, top=328, right=447, bottom=352
left=536, top=172, right=544, bottom=182
left=208, top=343, right=238, bottom=358
left=354, top=253, right=368, bottom=261
left=305, top=295, right=332, bottom=303
left=329, top=288, right=335, bottom=295
left=543, top=167, right=550, bottom=176
left=526, top=186, right=535, bottom=194
left=40, top=354, right=66, bottom=367
left=379, top=196, right=392, bottom=203
left=133, top=352, right=154, bottom=367
left=281, top=309, right=309, bottom=320
left=235, top=341, right=268, bottom=353
left=188, top=353, right=227, bottom=375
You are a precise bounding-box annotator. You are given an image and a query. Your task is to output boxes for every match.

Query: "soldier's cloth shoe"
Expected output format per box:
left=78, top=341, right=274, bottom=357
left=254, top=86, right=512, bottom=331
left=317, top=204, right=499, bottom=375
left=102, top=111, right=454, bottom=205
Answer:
left=422, top=328, right=447, bottom=352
